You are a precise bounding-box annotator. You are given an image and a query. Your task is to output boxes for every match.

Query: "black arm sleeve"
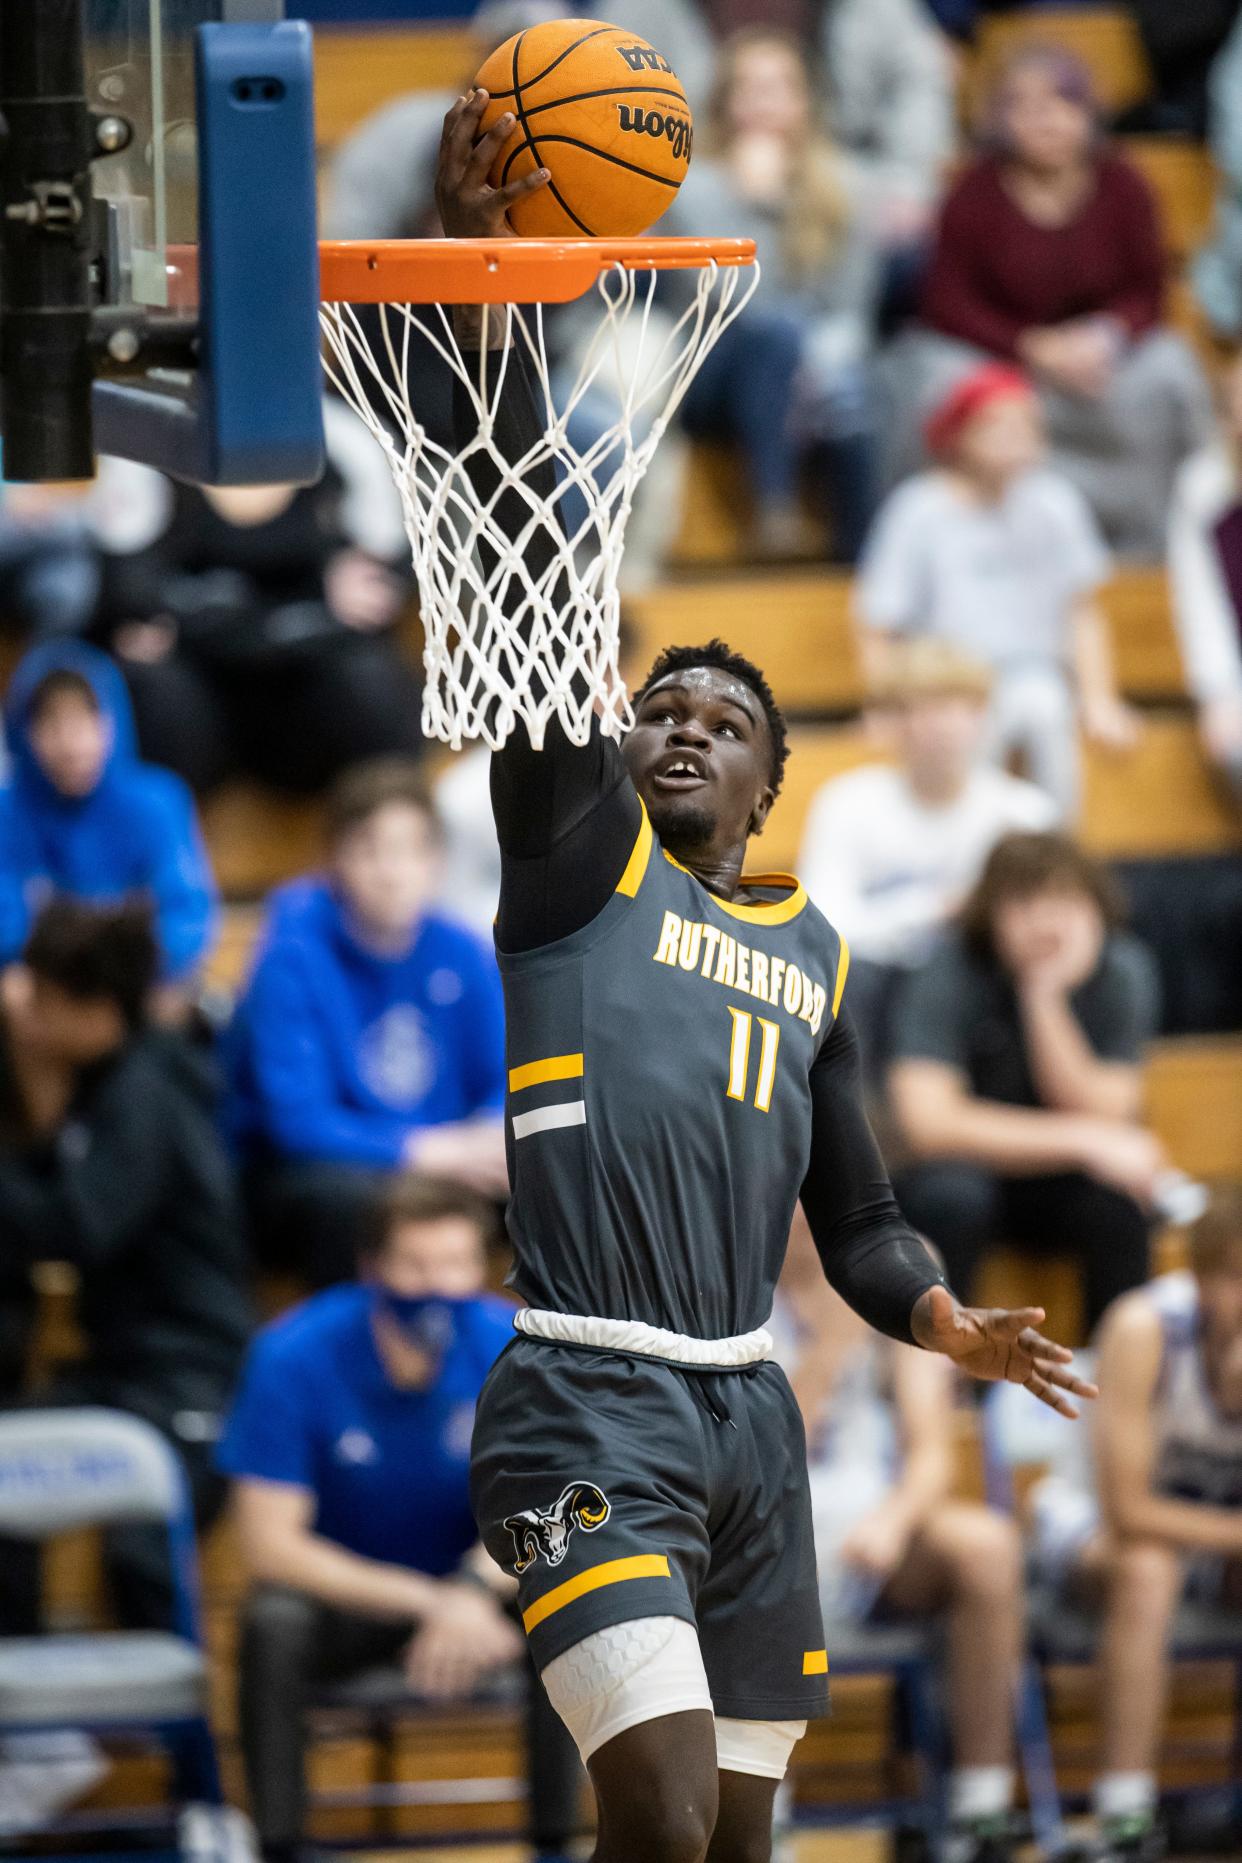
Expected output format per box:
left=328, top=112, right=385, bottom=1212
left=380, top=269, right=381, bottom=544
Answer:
left=800, top=1007, right=948, bottom=1346
left=450, top=344, right=640, bottom=952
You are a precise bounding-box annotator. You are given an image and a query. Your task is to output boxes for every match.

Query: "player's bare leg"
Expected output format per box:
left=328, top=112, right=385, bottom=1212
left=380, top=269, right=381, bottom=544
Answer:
left=708, top=1769, right=782, bottom=1863
left=587, top=1710, right=719, bottom=1863
left=884, top=1502, right=1023, bottom=1821
left=1090, top=1537, right=1181, bottom=1776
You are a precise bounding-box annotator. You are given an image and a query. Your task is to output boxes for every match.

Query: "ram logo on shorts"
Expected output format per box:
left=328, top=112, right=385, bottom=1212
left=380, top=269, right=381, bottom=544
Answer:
left=504, top=1480, right=612, bottom=1572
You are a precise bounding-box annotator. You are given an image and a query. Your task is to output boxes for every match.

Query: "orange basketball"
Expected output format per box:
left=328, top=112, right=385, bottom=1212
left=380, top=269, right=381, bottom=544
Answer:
left=475, top=18, right=693, bottom=238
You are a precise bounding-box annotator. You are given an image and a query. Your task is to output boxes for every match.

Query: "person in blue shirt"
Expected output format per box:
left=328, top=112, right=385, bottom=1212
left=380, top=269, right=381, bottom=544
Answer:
left=228, top=757, right=507, bottom=1283
left=0, top=640, right=217, bottom=987
left=218, top=1173, right=580, bottom=1863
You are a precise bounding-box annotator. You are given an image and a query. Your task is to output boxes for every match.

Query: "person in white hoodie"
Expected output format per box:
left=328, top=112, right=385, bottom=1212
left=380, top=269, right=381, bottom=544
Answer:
left=1167, top=351, right=1242, bottom=801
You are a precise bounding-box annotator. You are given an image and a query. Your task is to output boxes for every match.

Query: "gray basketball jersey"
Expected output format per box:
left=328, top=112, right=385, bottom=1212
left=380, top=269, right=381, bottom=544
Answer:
left=498, top=804, right=849, bottom=1337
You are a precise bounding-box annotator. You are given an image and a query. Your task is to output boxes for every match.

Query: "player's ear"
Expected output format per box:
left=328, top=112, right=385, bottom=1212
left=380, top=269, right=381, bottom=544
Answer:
left=748, top=784, right=776, bottom=837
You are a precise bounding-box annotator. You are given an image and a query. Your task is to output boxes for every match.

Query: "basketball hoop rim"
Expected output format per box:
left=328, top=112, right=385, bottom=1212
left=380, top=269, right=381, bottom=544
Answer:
left=318, top=236, right=757, bottom=306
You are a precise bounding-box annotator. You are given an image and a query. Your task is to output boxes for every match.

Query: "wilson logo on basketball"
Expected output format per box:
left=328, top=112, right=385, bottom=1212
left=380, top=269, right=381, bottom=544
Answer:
left=616, top=44, right=674, bottom=74
left=616, top=105, right=693, bottom=163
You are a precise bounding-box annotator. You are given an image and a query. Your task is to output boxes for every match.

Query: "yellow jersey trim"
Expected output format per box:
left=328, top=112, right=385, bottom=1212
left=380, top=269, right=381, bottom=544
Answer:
left=832, top=937, right=850, bottom=1019
left=508, top=1053, right=585, bottom=1094
left=522, top=1553, right=671, bottom=1633
left=615, top=801, right=654, bottom=898
left=803, top=1649, right=829, bottom=1677
left=662, top=851, right=808, bottom=925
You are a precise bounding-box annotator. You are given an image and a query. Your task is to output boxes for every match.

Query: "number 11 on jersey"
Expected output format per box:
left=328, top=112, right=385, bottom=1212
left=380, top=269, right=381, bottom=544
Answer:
left=726, top=1007, right=781, bottom=1112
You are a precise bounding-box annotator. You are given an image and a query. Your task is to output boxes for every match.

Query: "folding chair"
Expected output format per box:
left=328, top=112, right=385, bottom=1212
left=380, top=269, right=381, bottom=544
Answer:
left=0, top=1406, right=223, bottom=1843
left=983, top=1379, right=1242, bottom=1841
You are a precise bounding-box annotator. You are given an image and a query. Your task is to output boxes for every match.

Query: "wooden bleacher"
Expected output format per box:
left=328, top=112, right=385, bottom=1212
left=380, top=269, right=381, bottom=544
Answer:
left=630, top=564, right=1189, bottom=715
left=311, top=25, right=472, bottom=148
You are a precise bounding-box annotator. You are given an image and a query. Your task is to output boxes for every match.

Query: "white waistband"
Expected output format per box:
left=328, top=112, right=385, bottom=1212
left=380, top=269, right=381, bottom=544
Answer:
left=513, top=1308, right=774, bottom=1368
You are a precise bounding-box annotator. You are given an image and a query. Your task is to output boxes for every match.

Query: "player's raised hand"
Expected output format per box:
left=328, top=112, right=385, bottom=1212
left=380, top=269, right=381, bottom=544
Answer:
left=435, top=88, right=550, bottom=238
left=911, top=1284, right=1098, bottom=1417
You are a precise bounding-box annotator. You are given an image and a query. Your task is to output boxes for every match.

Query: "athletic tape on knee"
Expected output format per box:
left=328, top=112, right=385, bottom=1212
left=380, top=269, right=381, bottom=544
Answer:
left=541, top=1616, right=712, bottom=1762
left=715, top=1717, right=807, bottom=1781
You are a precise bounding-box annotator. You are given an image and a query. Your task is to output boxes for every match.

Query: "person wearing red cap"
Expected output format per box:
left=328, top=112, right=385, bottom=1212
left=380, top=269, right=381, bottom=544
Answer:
left=855, top=360, right=1137, bottom=817
left=880, top=46, right=1211, bottom=558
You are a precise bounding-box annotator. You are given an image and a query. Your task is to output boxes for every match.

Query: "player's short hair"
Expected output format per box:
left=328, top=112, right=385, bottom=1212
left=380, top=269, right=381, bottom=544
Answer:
left=362, top=1173, right=502, bottom=1261
left=326, top=757, right=440, bottom=846
left=961, top=832, right=1125, bottom=961
left=27, top=668, right=99, bottom=722
left=635, top=639, right=789, bottom=798
left=1189, top=1186, right=1242, bottom=1278
left=23, top=897, right=157, bottom=1031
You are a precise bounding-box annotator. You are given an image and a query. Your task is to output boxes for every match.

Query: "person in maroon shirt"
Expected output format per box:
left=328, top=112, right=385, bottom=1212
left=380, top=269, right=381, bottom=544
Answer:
left=882, top=47, right=1210, bottom=558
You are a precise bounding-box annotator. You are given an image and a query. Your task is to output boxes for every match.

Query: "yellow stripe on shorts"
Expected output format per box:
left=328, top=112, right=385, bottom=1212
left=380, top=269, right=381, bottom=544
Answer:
left=508, top=1053, right=584, bottom=1094
left=803, top=1649, right=829, bottom=1676
left=522, top=1554, right=671, bottom=1633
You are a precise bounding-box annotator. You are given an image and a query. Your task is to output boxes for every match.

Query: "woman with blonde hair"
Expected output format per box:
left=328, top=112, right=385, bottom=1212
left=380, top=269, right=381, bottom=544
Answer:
left=665, top=27, right=883, bottom=561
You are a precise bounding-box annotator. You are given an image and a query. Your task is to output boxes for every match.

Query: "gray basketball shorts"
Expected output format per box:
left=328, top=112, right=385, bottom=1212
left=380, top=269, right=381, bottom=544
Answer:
left=470, top=1336, right=830, bottom=1722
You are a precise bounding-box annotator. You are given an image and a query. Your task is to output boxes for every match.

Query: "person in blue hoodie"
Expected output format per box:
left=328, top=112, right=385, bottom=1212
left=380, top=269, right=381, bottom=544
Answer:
left=230, top=757, right=507, bottom=1283
left=0, top=640, right=217, bottom=986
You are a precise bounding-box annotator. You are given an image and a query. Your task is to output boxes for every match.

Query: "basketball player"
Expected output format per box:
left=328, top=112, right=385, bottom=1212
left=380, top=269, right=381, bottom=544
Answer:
left=437, top=91, right=1095, bottom=1863
left=1030, top=1187, right=1242, bottom=1862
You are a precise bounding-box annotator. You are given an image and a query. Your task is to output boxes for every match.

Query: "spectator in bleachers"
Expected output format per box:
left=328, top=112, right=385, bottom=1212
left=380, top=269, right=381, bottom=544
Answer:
left=1117, top=0, right=1242, bottom=138
left=815, top=0, right=956, bottom=296
left=1027, top=1186, right=1242, bottom=1861
left=0, top=485, right=98, bottom=640
left=778, top=1212, right=1025, bottom=1863
left=0, top=640, right=217, bottom=987
left=218, top=1173, right=580, bottom=1863
left=889, top=832, right=1161, bottom=1336
left=798, top=642, right=1057, bottom=1075
left=229, top=759, right=507, bottom=1286
left=1193, top=9, right=1242, bottom=338
left=0, top=899, right=250, bottom=1632
left=434, top=748, right=502, bottom=941
left=886, top=46, right=1212, bottom=558
left=665, top=28, right=883, bottom=560
left=80, top=401, right=422, bottom=795
left=855, top=364, right=1133, bottom=815
left=1167, top=350, right=1242, bottom=801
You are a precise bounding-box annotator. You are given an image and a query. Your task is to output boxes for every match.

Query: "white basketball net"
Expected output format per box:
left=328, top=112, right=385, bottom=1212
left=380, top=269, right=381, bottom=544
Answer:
left=321, top=258, right=757, bottom=750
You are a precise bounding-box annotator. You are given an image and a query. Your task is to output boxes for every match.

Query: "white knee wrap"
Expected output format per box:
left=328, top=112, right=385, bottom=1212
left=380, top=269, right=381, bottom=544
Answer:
left=540, top=1616, right=712, bottom=1763
left=715, top=1716, right=807, bottom=1781
left=540, top=1617, right=807, bottom=1778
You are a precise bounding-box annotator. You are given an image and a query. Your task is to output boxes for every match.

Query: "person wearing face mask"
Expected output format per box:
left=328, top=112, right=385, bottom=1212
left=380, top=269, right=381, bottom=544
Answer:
left=888, top=832, right=1164, bottom=1337
left=217, top=1173, right=582, bottom=1863
left=1026, top=1187, right=1242, bottom=1862
left=227, top=758, right=507, bottom=1285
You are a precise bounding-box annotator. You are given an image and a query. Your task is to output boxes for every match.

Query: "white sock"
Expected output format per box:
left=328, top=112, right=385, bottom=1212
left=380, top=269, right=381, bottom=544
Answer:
left=948, top=1765, right=1015, bottom=1823
left=1093, top=1772, right=1157, bottom=1823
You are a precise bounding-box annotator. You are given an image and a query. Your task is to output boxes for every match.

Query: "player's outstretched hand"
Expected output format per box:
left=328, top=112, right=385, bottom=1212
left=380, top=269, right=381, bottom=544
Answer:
left=911, top=1284, right=1099, bottom=1417
left=436, top=88, right=550, bottom=238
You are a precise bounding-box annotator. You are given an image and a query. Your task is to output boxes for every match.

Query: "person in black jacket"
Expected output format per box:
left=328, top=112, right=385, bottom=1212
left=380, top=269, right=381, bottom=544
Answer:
left=0, top=898, right=252, bottom=1631
left=85, top=406, right=424, bottom=796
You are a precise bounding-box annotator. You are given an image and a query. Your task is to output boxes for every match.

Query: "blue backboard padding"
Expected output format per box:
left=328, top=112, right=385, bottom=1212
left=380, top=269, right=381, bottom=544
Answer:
left=93, top=20, right=324, bottom=486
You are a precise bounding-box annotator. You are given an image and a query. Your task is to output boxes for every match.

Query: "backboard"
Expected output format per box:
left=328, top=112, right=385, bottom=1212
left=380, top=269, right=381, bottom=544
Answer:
left=0, top=0, right=323, bottom=483
left=85, top=1, right=278, bottom=311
